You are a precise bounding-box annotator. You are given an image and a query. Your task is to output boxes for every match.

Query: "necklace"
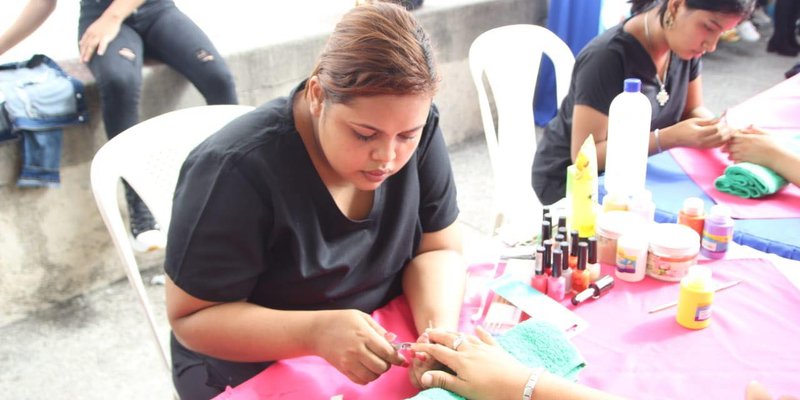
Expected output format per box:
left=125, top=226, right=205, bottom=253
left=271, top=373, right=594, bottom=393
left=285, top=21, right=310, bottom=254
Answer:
left=644, top=12, right=670, bottom=106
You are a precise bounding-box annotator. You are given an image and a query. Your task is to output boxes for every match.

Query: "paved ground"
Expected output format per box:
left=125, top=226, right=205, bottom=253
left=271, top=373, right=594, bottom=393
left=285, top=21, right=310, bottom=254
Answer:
left=1, top=7, right=798, bottom=400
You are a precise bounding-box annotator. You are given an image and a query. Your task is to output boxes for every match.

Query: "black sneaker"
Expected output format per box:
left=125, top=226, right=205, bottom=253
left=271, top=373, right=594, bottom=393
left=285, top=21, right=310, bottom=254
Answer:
left=123, top=181, right=166, bottom=252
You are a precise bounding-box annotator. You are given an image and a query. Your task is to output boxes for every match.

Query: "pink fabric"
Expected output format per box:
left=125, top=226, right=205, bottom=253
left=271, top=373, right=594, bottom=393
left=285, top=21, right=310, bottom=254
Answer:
left=669, top=146, right=800, bottom=218
left=669, top=74, right=800, bottom=219
left=213, top=263, right=495, bottom=400
left=572, top=259, right=800, bottom=399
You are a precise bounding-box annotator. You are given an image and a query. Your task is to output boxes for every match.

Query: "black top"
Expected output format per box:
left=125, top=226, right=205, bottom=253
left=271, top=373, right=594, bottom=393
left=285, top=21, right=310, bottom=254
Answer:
left=164, top=81, right=460, bottom=389
left=532, top=22, right=701, bottom=205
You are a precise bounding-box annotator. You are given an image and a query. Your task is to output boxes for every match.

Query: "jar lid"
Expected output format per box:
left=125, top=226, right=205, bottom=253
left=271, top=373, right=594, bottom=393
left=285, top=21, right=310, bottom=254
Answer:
left=596, top=211, right=646, bottom=239
left=648, top=223, right=700, bottom=255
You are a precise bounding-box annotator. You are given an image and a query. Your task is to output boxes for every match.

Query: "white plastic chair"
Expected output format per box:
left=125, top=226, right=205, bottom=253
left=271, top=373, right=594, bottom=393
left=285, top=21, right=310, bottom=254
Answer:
left=89, top=105, right=255, bottom=373
left=468, top=24, right=575, bottom=242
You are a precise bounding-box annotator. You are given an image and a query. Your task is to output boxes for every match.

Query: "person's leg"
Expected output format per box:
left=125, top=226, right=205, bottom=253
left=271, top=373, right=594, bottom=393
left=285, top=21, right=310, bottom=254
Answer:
left=767, top=0, right=800, bottom=56
left=139, top=1, right=238, bottom=105
left=79, top=7, right=164, bottom=250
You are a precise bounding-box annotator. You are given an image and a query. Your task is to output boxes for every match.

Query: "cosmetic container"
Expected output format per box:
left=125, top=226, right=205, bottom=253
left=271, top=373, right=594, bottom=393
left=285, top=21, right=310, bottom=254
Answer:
left=559, top=242, right=573, bottom=293
left=569, top=230, right=579, bottom=269
left=571, top=275, right=615, bottom=305
left=615, top=234, right=648, bottom=282
left=604, top=78, right=651, bottom=198
left=700, top=204, right=734, bottom=259
left=678, top=197, right=705, bottom=240
left=531, top=246, right=548, bottom=293
left=676, top=265, right=714, bottom=329
left=628, top=189, right=656, bottom=223
left=586, top=236, right=601, bottom=281
left=572, top=242, right=591, bottom=293
left=647, top=223, right=700, bottom=282
left=547, top=249, right=566, bottom=301
left=596, top=211, right=647, bottom=266
left=542, top=239, right=553, bottom=276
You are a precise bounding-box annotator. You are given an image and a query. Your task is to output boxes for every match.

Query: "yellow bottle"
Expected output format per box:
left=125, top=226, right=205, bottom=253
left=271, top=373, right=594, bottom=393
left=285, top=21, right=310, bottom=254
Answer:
left=676, top=265, right=714, bottom=329
left=570, top=136, right=598, bottom=238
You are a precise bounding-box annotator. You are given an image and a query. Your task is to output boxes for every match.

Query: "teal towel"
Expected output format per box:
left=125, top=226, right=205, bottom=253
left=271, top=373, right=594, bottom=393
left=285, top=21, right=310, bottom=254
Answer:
left=408, top=320, right=586, bottom=400
left=714, top=162, right=787, bottom=199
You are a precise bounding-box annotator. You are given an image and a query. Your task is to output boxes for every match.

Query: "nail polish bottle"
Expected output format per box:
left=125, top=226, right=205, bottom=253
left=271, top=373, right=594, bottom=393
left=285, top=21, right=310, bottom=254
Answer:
left=700, top=204, right=734, bottom=260
left=531, top=246, right=548, bottom=293
left=557, top=215, right=567, bottom=232
left=572, top=242, right=591, bottom=293
left=569, top=230, right=579, bottom=269
left=554, top=233, right=566, bottom=243
left=543, top=239, right=553, bottom=276
left=678, top=197, right=705, bottom=241
left=540, top=220, right=552, bottom=245
left=547, top=249, right=566, bottom=301
left=559, top=242, right=573, bottom=293
left=571, top=275, right=615, bottom=305
left=586, top=236, right=601, bottom=282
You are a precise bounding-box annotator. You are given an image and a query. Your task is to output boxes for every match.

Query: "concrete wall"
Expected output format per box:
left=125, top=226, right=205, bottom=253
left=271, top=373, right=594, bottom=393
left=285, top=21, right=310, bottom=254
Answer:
left=0, top=0, right=547, bottom=325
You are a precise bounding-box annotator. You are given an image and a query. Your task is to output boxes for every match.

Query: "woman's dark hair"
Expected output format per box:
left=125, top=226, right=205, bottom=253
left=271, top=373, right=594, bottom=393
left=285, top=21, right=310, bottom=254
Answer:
left=307, top=1, right=439, bottom=104
left=630, top=0, right=756, bottom=21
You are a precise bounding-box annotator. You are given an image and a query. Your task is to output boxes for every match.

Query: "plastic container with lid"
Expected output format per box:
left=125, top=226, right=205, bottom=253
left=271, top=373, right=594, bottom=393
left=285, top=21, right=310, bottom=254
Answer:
left=595, top=211, right=647, bottom=266
left=646, top=223, right=701, bottom=282
left=700, top=204, right=734, bottom=259
left=615, top=234, right=648, bottom=282
left=676, top=265, right=714, bottom=329
left=678, top=197, right=705, bottom=240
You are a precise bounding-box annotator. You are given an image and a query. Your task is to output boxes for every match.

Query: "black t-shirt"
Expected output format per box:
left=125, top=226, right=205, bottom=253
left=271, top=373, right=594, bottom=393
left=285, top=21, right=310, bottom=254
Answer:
left=532, top=22, right=701, bottom=205
left=164, top=81, right=459, bottom=388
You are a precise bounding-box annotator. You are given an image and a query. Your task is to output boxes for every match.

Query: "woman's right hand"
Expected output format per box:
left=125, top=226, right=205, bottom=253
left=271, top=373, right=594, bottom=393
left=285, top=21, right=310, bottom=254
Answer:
left=311, top=309, right=406, bottom=385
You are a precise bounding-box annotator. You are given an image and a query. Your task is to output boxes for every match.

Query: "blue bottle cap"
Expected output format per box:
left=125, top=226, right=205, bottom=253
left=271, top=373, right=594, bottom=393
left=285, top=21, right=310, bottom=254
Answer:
left=624, top=78, right=641, bottom=93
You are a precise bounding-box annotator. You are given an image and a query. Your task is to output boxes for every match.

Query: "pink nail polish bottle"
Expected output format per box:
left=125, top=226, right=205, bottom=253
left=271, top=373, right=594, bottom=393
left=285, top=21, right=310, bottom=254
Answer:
left=547, top=248, right=566, bottom=301
left=531, top=246, right=548, bottom=293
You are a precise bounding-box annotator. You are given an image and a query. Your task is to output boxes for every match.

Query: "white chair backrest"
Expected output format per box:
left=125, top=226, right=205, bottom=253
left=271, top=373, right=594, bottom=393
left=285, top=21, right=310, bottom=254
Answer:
left=89, top=105, right=254, bottom=373
left=468, top=24, right=574, bottom=240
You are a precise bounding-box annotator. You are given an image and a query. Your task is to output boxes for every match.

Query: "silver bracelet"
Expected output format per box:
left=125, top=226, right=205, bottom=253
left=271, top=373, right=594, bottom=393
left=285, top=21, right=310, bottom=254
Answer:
left=522, top=368, right=545, bottom=400
left=654, top=128, right=663, bottom=153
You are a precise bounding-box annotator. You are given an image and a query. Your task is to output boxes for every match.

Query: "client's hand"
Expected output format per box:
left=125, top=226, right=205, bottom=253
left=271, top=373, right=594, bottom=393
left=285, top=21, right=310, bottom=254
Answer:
left=312, top=309, right=405, bottom=385
left=411, top=326, right=533, bottom=400
left=723, top=127, right=781, bottom=167
left=408, top=330, right=444, bottom=389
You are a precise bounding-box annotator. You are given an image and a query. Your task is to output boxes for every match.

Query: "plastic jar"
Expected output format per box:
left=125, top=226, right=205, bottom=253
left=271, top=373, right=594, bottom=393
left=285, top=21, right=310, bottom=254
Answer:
left=595, top=211, right=647, bottom=266
left=647, top=223, right=701, bottom=282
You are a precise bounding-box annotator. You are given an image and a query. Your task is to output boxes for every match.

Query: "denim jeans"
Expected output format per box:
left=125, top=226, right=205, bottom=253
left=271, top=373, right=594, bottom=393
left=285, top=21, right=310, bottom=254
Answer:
left=79, top=0, right=238, bottom=139
left=0, top=54, right=88, bottom=187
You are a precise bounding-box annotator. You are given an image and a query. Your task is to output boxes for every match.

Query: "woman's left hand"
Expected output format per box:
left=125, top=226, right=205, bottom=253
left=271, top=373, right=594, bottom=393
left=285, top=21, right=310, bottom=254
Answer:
left=408, top=331, right=443, bottom=388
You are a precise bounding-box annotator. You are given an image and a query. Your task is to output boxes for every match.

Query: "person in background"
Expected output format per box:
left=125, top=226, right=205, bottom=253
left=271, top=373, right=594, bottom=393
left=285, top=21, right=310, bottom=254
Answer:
left=414, top=327, right=798, bottom=400
left=723, top=127, right=800, bottom=186
left=164, top=2, right=466, bottom=398
left=766, top=0, right=800, bottom=56
left=0, top=0, right=238, bottom=252
left=531, top=0, right=754, bottom=205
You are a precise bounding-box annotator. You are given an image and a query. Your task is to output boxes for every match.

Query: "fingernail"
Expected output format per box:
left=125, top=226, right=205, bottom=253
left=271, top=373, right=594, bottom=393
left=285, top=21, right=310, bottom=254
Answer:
left=421, top=372, right=432, bottom=387
left=384, top=332, right=397, bottom=342
left=416, top=352, right=428, bottom=362
left=401, top=361, right=410, bottom=368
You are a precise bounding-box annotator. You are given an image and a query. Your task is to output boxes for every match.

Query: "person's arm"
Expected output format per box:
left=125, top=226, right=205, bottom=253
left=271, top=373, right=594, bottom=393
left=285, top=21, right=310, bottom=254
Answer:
left=0, top=0, right=57, bottom=56
left=571, top=105, right=610, bottom=170
left=413, top=327, right=626, bottom=400
left=725, top=128, right=800, bottom=186
left=682, top=76, right=715, bottom=119
left=165, top=277, right=404, bottom=385
left=402, top=221, right=466, bottom=335
left=78, top=0, right=145, bottom=62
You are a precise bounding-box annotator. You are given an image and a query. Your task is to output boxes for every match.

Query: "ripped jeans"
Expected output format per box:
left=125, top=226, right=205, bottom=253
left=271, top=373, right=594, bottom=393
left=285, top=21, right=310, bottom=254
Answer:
left=78, top=0, right=238, bottom=140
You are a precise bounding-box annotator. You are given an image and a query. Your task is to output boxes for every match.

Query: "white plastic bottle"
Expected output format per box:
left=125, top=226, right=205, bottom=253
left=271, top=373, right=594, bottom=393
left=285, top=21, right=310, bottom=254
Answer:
left=604, top=78, right=652, bottom=198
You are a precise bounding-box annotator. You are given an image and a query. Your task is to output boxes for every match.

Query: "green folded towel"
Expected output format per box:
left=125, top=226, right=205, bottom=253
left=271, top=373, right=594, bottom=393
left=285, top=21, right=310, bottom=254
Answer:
left=408, top=320, right=586, bottom=400
left=714, top=162, right=788, bottom=199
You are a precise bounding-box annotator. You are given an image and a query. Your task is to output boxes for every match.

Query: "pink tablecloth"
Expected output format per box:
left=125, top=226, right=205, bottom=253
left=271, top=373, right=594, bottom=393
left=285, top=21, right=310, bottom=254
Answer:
left=572, top=258, right=800, bottom=399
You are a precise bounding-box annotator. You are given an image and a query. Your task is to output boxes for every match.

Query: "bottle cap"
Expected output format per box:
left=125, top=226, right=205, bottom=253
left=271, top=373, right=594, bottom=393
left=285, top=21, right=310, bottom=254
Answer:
left=708, top=204, right=732, bottom=221
left=559, top=242, right=570, bottom=270
left=551, top=249, right=562, bottom=278
left=535, top=246, right=545, bottom=275
left=587, top=237, right=598, bottom=264
left=682, top=197, right=705, bottom=216
left=577, top=242, right=588, bottom=270
left=623, top=78, right=641, bottom=93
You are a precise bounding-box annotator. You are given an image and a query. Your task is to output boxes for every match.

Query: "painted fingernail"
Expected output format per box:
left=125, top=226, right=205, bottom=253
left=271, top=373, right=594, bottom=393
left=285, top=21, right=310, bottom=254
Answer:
left=384, top=332, right=397, bottom=342
left=421, top=372, right=433, bottom=386
left=416, top=352, right=428, bottom=362
left=401, top=361, right=410, bottom=368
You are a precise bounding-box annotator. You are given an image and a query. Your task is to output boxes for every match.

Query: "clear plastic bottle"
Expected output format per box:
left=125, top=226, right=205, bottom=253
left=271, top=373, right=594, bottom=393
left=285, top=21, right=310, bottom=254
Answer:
left=604, top=78, right=652, bottom=198
left=701, top=204, right=734, bottom=259
left=628, top=189, right=656, bottom=223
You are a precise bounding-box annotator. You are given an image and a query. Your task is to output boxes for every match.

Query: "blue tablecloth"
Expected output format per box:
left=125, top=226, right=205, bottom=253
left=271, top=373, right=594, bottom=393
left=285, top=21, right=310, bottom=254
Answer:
left=600, top=151, right=800, bottom=260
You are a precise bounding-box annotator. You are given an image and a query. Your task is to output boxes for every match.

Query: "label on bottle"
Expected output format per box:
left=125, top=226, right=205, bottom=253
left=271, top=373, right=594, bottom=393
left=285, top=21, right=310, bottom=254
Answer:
left=616, top=249, right=637, bottom=273
left=702, top=231, right=730, bottom=252
left=694, top=303, right=712, bottom=321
